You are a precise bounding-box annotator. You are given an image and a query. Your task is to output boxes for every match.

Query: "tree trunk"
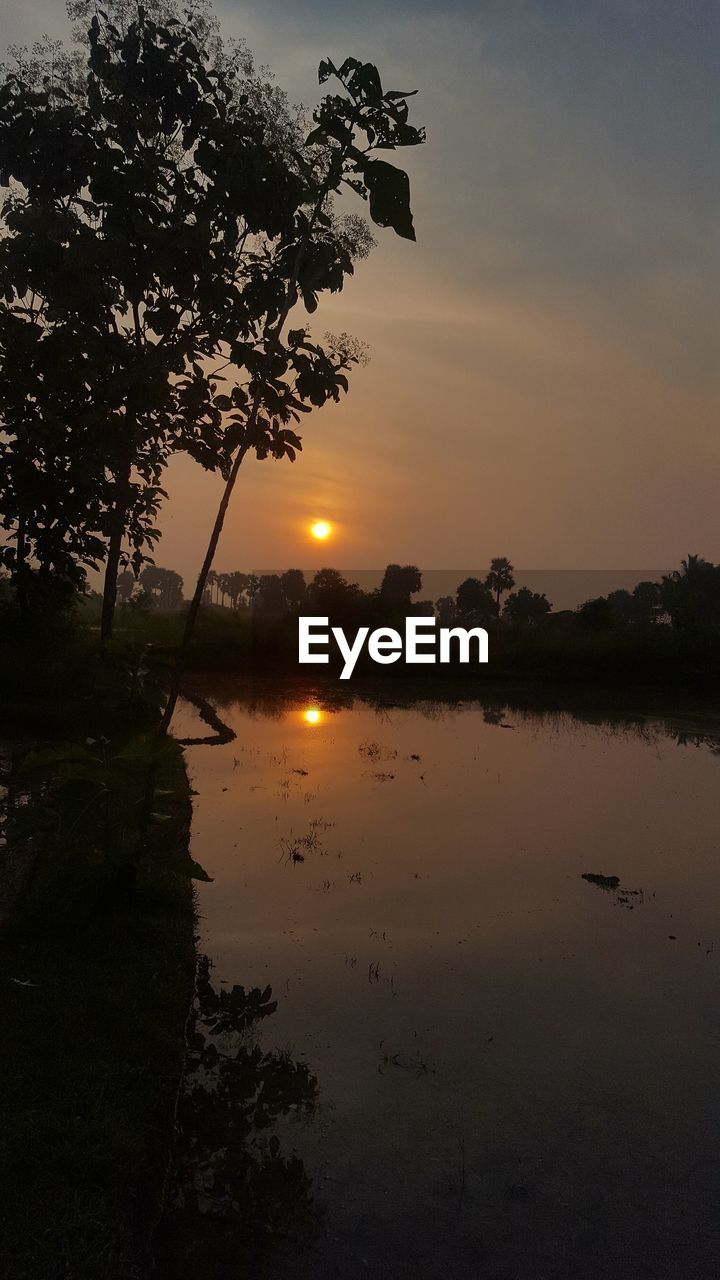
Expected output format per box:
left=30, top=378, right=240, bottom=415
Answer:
left=101, top=456, right=132, bottom=645
left=160, top=446, right=249, bottom=731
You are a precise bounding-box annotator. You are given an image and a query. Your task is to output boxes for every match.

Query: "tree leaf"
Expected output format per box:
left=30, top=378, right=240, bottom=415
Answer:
left=362, top=160, right=416, bottom=240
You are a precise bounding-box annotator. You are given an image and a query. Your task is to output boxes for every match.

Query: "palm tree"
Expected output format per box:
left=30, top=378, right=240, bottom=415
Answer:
left=217, top=573, right=231, bottom=607
left=485, top=557, right=515, bottom=610
left=224, top=571, right=249, bottom=609
left=205, top=570, right=218, bottom=605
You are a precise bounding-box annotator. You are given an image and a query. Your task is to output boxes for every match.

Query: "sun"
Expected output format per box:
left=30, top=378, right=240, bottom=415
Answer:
left=303, top=707, right=322, bottom=725
left=310, top=520, right=331, bottom=541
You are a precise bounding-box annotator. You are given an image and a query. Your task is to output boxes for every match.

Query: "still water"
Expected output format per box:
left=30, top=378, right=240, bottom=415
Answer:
left=171, top=683, right=720, bottom=1279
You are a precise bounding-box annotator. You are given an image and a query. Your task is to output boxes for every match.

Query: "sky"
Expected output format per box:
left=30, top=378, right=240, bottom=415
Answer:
left=4, top=0, right=719, bottom=582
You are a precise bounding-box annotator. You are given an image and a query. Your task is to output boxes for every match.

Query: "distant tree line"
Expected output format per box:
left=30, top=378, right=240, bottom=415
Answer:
left=105, top=554, right=720, bottom=640
left=577, top=556, right=720, bottom=635
left=117, top=563, right=183, bottom=611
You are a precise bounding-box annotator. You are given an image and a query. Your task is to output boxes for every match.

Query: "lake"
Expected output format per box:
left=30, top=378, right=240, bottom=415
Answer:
left=169, top=682, right=720, bottom=1279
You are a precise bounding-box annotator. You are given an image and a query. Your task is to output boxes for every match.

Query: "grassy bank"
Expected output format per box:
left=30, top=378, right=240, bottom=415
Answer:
left=0, top=631, right=197, bottom=1280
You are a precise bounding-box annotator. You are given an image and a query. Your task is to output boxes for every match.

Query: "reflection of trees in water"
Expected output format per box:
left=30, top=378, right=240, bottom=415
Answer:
left=482, top=704, right=506, bottom=726
left=199, top=684, right=356, bottom=722
left=184, top=679, right=720, bottom=758
left=364, top=690, right=720, bottom=756
left=671, top=729, right=720, bottom=756
left=159, top=955, right=319, bottom=1277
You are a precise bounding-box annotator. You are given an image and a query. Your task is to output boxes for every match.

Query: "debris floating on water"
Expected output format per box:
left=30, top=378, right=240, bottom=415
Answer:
left=581, top=872, right=645, bottom=909
left=582, top=873, right=620, bottom=889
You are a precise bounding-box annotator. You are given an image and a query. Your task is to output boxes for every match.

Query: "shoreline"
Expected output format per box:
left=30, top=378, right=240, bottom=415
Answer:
left=0, top=709, right=197, bottom=1279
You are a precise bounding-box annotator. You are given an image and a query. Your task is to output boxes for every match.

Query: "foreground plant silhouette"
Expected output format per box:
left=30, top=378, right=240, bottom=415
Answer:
left=1, top=3, right=414, bottom=639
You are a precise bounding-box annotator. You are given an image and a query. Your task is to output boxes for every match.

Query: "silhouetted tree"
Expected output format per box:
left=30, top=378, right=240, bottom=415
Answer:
left=456, top=576, right=496, bottom=624
left=578, top=581, right=665, bottom=630
left=0, top=5, right=378, bottom=640
left=281, top=568, right=307, bottom=610
left=503, top=587, right=552, bottom=626
left=223, top=571, right=250, bottom=610
left=485, top=557, right=515, bottom=609
left=216, top=573, right=231, bottom=607
left=117, top=569, right=136, bottom=604
left=577, top=596, right=614, bottom=630
left=436, top=595, right=456, bottom=627
left=307, top=568, right=363, bottom=624
left=245, top=574, right=260, bottom=607
left=661, top=556, right=720, bottom=632
left=252, top=574, right=287, bottom=617
left=140, top=565, right=184, bottom=609
left=632, top=579, right=663, bottom=625
left=380, top=563, right=422, bottom=604
left=605, top=589, right=636, bottom=624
